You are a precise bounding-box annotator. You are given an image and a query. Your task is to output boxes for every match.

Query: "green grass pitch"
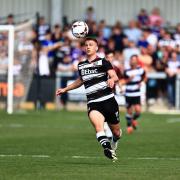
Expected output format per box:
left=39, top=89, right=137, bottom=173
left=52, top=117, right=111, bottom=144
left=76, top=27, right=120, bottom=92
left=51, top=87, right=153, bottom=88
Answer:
left=0, top=110, right=180, bottom=180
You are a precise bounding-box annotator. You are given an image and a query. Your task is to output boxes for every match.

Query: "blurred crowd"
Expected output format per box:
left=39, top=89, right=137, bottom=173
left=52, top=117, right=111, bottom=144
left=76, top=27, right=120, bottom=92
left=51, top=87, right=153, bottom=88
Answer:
left=0, top=7, right=180, bottom=108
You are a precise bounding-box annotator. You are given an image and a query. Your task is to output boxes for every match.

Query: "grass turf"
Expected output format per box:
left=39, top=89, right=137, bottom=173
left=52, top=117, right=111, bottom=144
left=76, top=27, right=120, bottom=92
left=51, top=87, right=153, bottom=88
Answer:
left=0, top=110, right=180, bottom=180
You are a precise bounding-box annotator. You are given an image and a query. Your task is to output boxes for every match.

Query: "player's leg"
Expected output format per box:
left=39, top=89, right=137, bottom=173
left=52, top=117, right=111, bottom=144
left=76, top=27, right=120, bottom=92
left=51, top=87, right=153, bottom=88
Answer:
left=108, top=123, right=122, bottom=151
left=126, top=106, right=134, bottom=134
left=125, top=96, right=134, bottom=133
left=104, top=122, right=113, bottom=140
left=89, top=110, right=117, bottom=160
left=105, top=98, right=122, bottom=151
left=132, top=104, right=141, bottom=129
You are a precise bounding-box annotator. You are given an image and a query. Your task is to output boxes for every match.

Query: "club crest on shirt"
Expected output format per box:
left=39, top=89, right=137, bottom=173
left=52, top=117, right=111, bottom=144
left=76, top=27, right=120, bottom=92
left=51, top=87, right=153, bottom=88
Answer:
left=93, top=61, right=99, bottom=66
left=93, top=60, right=102, bottom=66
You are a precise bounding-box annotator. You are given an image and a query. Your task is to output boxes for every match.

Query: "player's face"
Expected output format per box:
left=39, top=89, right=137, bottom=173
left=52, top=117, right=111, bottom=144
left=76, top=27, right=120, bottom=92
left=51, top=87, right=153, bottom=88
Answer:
left=85, top=40, right=97, bottom=56
left=130, top=56, right=138, bottom=68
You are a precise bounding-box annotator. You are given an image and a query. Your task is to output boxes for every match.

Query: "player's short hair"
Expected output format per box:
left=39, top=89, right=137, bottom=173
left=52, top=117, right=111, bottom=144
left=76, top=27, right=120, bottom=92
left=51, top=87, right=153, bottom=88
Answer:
left=130, top=54, right=138, bottom=60
left=84, top=37, right=98, bottom=45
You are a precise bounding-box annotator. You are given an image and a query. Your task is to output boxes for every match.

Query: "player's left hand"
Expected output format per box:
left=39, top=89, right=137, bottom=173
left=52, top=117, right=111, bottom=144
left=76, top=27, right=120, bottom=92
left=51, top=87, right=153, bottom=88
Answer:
left=107, top=79, right=115, bottom=88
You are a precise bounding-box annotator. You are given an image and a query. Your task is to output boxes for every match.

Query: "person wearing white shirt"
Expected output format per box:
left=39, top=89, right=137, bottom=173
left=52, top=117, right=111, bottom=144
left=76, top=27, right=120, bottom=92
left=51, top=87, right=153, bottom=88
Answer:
left=124, top=20, right=142, bottom=44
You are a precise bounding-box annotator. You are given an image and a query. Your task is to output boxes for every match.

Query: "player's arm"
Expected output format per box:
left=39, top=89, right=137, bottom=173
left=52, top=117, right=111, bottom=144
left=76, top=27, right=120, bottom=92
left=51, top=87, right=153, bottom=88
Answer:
left=142, top=70, right=147, bottom=83
left=107, top=69, right=119, bottom=88
left=103, top=58, right=119, bottom=88
left=44, top=42, right=63, bottom=53
left=56, top=77, right=83, bottom=96
left=122, top=70, right=133, bottom=84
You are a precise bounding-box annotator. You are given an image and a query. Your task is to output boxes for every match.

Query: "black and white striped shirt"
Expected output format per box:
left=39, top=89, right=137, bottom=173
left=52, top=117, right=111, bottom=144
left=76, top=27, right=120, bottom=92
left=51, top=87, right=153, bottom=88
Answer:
left=124, top=67, right=145, bottom=97
left=78, top=57, right=114, bottom=104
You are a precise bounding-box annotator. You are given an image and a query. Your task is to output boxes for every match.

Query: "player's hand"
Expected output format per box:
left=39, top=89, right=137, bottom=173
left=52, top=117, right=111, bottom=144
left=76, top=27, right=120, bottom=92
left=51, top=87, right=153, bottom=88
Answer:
left=56, top=88, right=66, bottom=96
left=107, top=79, right=115, bottom=89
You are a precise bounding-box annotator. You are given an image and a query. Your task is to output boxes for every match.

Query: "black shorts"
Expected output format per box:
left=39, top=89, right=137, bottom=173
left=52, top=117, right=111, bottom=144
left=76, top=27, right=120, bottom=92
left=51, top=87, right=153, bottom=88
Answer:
left=125, top=96, right=141, bottom=108
left=87, top=97, right=120, bottom=125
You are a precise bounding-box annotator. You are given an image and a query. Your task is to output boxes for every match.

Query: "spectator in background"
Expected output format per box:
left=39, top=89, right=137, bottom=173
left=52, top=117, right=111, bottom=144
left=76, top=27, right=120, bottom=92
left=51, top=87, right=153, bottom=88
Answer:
left=151, top=19, right=162, bottom=38
left=0, top=49, right=8, bottom=74
left=41, top=30, right=55, bottom=75
left=138, top=46, right=153, bottom=72
left=111, top=25, right=128, bottom=52
left=142, top=27, right=158, bottom=49
left=137, top=9, right=150, bottom=27
left=71, top=40, right=83, bottom=61
left=124, top=20, right=142, bottom=43
left=34, top=41, right=62, bottom=109
left=88, top=22, right=98, bottom=37
left=17, top=31, right=34, bottom=64
left=6, top=14, right=15, bottom=25
left=106, top=50, right=124, bottom=80
left=52, top=24, right=63, bottom=43
left=57, top=54, right=75, bottom=110
left=153, top=47, right=168, bottom=100
left=158, top=31, right=176, bottom=49
left=149, top=7, right=164, bottom=27
left=105, top=38, right=116, bottom=52
left=36, top=16, right=50, bottom=42
left=85, top=6, right=96, bottom=24
left=174, top=23, right=180, bottom=41
left=123, top=40, right=140, bottom=69
left=165, top=51, right=180, bottom=108
left=97, top=30, right=108, bottom=47
left=137, top=33, right=149, bottom=48
left=98, top=20, right=112, bottom=39
left=154, top=46, right=169, bottom=72
left=158, top=28, right=166, bottom=40
left=97, top=45, right=106, bottom=58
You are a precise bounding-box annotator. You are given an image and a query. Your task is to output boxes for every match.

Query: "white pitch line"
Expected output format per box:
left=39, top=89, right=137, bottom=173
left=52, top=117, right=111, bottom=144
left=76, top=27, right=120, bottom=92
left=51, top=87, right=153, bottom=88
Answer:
left=71, top=156, right=180, bottom=160
left=72, top=156, right=102, bottom=159
left=127, top=157, right=180, bottom=160
left=0, top=154, right=50, bottom=158
left=166, top=118, right=180, bottom=123
left=9, top=124, right=24, bottom=128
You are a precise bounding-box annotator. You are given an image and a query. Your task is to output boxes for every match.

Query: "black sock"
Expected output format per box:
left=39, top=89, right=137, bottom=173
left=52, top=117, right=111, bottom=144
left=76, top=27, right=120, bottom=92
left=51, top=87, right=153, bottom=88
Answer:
left=113, top=128, right=122, bottom=142
left=113, top=136, right=120, bottom=142
left=126, top=114, right=132, bottom=126
left=133, top=113, right=140, bottom=120
left=96, top=131, right=112, bottom=149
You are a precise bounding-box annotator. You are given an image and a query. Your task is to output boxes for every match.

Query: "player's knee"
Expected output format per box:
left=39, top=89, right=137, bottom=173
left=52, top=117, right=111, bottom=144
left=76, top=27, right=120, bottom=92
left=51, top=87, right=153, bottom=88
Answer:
left=112, top=129, right=121, bottom=138
left=135, top=106, right=141, bottom=114
left=136, top=109, right=141, bottom=114
left=133, top=112, right=141, bottom=120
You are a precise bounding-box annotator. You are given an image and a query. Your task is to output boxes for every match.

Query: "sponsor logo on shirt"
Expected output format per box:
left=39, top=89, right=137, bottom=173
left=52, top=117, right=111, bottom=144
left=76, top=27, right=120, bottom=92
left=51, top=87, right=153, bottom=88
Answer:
left=81, top=69, right=98, bottom=75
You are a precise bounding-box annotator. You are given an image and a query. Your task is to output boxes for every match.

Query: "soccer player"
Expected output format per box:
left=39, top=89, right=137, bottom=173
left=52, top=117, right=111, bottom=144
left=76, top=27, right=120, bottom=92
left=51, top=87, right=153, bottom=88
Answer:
left=123, top=55, right=146, bottom=134
left=56, top=37, right=122, bottom=161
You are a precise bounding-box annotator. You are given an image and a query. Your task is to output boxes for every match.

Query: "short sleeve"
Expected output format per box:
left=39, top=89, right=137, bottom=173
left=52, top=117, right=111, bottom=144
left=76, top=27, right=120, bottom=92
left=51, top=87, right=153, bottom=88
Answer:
left=124, top=70, right=128, bottom=79
left=103, top=59, right=113, bottom=71
left=77, top=63, right=82, bottom=79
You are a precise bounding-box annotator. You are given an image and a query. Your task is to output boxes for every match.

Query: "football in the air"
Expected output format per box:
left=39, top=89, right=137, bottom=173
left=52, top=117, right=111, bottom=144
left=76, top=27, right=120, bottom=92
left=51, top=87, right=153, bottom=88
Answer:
left=71, top=21, right=89, bottom=38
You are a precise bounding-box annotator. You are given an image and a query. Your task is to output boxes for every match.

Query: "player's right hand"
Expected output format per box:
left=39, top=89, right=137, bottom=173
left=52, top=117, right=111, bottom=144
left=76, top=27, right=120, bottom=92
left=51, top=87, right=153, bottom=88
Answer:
left=56, top=88, right=66, bottom=96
